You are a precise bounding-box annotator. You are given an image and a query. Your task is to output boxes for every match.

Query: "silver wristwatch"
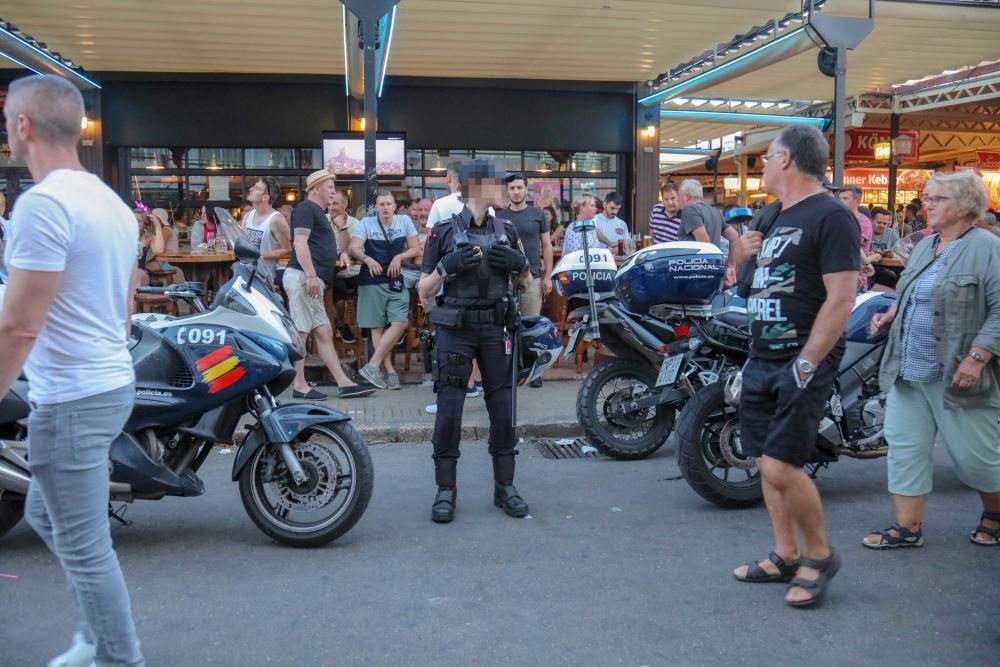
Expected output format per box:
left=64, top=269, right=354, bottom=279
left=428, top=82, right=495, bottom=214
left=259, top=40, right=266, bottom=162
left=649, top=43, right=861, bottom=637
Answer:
left=793, top=357, right=816, bottom=389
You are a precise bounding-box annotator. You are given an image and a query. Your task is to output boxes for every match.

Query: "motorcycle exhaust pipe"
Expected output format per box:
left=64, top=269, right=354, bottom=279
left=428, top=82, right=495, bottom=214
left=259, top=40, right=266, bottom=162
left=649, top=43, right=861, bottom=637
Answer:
left=607, top=304, right=669, bottom=353
left=0, top=460, right=31, bottom=495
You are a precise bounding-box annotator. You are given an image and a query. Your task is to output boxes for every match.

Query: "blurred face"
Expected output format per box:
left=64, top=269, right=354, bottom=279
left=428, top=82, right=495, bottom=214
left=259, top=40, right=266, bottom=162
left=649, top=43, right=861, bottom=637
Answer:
left=543, top=208, right=554, bottom=225
left=578, top=197, right=598, bottom=220
left=376, top=194, right=396, bottom=221
left=466, top=179, right=504, bottom=208
left=873, top=213, right=890, bottom=234
left=200, top=206, right=213, bottom=225
left=247, top=179, right=267, bottom=206
left=412, top=199, right=431, bottom=224
left=838, top=190, right=860, bottom=213
left=761, top=140, right=788, bottom=196
left=662, top=190, right=679, bottom=216
left=506, top=178, right=527, bottom=205
left=923, top=183, right=961, bottom=230
left=328, top=193, right=348, bottom=218
left=604, top=201, right=621, bottom=218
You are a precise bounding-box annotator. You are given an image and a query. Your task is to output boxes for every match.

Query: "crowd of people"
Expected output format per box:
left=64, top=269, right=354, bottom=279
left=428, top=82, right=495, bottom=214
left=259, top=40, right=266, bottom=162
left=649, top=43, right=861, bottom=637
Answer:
left=1, top=74, right=998, bottom=667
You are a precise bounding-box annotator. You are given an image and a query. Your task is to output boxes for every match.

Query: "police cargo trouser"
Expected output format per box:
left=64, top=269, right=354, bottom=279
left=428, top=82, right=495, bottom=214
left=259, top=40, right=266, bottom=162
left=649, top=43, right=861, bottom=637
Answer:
left=431, top=315, right=516, bottom=488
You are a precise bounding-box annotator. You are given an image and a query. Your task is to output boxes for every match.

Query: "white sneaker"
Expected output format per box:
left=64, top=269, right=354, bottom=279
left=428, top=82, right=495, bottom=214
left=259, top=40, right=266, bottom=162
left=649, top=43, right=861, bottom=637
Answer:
left=425, top=403, right=438, bottom=414
left=48, top=633, right=96, bottom=667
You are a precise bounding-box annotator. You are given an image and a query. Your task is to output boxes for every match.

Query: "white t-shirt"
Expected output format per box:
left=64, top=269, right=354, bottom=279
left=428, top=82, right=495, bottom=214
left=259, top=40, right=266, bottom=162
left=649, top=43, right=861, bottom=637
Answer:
left=594, top=213, right=630, bottom=249
left=5, top=169, right=136, bottom=404
left=426, top=192, right=494, bottom=228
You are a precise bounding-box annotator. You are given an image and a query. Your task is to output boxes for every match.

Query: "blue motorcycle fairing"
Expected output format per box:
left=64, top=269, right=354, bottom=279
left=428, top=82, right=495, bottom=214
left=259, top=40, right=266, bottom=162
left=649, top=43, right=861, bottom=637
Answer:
left=231, top=402, right=351, bottom=481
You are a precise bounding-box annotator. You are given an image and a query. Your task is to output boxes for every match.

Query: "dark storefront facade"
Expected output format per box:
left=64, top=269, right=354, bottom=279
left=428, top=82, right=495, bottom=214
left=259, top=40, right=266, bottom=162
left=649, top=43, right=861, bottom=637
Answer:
left=95, top=74, right=635, bottom=227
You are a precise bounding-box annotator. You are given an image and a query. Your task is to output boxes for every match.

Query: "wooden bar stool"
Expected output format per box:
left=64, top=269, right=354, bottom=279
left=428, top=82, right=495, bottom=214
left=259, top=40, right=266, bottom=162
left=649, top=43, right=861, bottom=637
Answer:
left=135, top=293, right=176, bottom=316
left=147, top=269, right=176, bottom=286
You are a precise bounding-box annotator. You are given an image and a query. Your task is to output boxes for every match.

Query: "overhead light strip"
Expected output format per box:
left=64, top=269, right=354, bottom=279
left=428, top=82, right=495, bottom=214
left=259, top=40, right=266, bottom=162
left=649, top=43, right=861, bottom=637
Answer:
left=0, top=22, right=100, bottom=89
left=640, top=27, right=805, bottom=106
left=0, top=49, right=44, bottom=76
left=378, top=6, right=396, bottom=98
left=660, top=147, right=717, bottom=155
left=341, top=5, right=350, bottom=97
left=659, top=108, right=831, bottom=129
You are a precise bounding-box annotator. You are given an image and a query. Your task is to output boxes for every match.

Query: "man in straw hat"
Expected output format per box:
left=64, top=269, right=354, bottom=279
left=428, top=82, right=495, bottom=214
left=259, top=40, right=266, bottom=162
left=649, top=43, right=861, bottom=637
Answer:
left=282, top=168, right=376, bottom=399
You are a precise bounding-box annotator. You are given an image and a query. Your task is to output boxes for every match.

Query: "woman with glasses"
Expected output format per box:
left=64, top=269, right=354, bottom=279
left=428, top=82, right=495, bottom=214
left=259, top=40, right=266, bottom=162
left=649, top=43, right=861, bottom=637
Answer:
left=865, top=170, right=1000, bottom=549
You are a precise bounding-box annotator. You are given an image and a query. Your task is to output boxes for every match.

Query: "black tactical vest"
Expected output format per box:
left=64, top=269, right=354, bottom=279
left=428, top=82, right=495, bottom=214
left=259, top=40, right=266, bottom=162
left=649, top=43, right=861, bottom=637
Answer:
left=441, top=216, right=511, bottom=307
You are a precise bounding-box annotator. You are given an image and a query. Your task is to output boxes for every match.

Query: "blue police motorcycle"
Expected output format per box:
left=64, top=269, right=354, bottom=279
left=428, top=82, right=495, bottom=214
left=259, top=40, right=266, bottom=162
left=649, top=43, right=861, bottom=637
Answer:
left=0, top=213, right=373, bottom=546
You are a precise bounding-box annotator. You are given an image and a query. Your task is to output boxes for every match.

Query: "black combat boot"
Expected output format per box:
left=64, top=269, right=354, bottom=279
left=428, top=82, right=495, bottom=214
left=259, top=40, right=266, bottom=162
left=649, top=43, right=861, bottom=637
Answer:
left=432, top=459, right=457, bottom=523
left=492, top=454, right=529, bottom=518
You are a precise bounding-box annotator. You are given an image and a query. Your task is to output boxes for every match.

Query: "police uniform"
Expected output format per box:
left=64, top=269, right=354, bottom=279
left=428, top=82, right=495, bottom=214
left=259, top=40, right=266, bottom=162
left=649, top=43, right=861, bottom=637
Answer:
left=420, top=203, right=531, bottom=523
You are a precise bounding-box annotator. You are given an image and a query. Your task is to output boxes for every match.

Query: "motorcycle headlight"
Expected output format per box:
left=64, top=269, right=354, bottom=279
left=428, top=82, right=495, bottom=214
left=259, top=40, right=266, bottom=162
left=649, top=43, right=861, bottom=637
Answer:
left=245, top=332, right=288, bottom=363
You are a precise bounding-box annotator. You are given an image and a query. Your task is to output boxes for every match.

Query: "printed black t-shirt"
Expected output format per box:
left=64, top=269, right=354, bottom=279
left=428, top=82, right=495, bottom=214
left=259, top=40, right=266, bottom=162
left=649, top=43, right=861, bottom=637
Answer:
left=748, top=192, right=860, bottom=360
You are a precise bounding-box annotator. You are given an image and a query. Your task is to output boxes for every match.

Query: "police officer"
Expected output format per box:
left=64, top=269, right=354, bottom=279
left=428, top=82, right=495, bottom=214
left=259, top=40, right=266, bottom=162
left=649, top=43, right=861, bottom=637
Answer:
left=418, top=159, right=533, bottom=523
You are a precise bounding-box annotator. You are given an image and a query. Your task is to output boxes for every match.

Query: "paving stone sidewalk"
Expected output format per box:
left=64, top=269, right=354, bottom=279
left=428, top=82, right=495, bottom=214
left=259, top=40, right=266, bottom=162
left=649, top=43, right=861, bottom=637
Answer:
left=276, top=378, right=582, bottom=443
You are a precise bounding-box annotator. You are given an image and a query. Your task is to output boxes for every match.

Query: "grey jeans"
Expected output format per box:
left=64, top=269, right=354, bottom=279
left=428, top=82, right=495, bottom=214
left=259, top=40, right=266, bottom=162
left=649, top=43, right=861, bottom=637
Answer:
left=25, top=383, right=145, bottom=667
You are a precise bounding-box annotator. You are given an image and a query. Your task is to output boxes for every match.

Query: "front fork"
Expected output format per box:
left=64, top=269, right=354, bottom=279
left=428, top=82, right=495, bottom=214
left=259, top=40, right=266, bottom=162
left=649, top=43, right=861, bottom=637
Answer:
left=251, top=389, right=309, bottom=486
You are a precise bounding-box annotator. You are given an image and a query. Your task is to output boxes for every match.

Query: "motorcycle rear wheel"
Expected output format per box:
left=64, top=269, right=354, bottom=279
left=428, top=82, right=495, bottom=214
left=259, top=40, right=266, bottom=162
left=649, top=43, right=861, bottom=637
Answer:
left=0, top=493, right=25, bottom=539
left=238, top=421, right=373, bottom=547
left=578, top=358, right=674, bottom=460
left=676, top=382, right=762, bottom=508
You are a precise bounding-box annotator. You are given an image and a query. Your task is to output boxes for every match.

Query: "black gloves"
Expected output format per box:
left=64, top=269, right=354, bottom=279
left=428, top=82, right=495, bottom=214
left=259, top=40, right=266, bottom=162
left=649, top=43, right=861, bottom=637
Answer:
left=486, top=244, right=529, bottom=274
left=438, top=245, right=482, bottom=277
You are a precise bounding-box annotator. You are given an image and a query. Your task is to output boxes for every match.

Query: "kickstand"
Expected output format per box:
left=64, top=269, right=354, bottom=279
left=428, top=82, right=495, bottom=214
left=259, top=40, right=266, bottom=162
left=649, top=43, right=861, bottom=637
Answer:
left=108, top=503, right=132, bottom=527
left=806, top=463, right=825, bottom=479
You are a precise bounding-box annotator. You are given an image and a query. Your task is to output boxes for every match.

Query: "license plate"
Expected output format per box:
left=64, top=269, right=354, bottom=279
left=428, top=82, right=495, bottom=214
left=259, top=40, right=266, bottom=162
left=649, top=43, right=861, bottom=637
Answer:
left=655, top=354, right=684, bottom=387
left=563, top=326, right=582, bottom=359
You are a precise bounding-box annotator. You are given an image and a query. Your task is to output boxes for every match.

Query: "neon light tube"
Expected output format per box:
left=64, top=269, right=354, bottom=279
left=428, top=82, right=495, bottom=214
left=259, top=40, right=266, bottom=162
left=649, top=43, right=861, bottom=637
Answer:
left=659, top=108, right=830, bottom=129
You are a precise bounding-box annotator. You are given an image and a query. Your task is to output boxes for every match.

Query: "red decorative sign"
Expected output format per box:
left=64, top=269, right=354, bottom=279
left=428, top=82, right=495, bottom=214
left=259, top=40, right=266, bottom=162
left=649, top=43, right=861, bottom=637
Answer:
left=976, top=151, right=1000, bottom=169
left=844, top=129, right=920, bottom=161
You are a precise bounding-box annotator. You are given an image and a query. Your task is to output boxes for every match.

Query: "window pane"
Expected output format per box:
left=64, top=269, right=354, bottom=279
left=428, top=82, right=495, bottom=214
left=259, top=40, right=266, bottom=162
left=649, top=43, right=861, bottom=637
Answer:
left=300, top=148, right=322, bottom=170
left=245, top=148, right=297, bottom=169
left=185, top=175, right=243, bottom=202
left=570, top=152, right=616, bottom=173
left=130, top=147, right=179, bottom=169
left=473, top=150, right=521, bottom=172
left=187, top=148, right=241, bottom=169
left=528, top=178, right=566, bottom=211
left=406, top=149, right=423, bottom=172
left=131, top=174, right=183, bottom=208
left=524, top=151, right=559, bottom=172
left=422, top=176, right=450, bottom=202
left=424, top=150, right=471, bottom=173
left=572, top=177, right=617, bottom=204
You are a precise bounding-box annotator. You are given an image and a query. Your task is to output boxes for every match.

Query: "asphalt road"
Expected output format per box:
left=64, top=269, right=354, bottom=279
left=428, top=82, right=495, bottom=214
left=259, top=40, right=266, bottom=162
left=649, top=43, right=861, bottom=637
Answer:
left=1, top=440, right=997, bottom=666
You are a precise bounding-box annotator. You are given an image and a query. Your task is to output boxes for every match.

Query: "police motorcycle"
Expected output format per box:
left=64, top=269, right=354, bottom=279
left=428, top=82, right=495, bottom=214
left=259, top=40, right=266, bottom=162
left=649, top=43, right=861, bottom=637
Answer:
left=675, top=291, right=896, bottom=509
left=560, top=220, right=750, bottom=460
left=0, top=210, right=373, bottom=546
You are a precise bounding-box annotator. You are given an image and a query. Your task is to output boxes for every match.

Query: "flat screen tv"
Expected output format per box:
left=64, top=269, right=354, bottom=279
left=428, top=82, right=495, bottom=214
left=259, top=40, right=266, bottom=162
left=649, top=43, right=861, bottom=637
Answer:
left=321, top=132, right=406, bottom=177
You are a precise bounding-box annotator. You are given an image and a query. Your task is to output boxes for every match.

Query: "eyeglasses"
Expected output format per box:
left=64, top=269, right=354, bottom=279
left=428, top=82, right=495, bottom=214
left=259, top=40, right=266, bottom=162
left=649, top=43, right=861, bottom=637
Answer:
left=923, top=195, right=951, bottom=206
left=760, top=149, right=785, bottom=164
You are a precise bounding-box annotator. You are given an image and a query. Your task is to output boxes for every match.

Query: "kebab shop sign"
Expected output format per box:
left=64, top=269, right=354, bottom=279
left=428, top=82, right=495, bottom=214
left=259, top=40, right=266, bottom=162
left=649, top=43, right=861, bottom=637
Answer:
left=844, top=129, right=919, bottom=161
left=840, top=169, right=931, bottom=190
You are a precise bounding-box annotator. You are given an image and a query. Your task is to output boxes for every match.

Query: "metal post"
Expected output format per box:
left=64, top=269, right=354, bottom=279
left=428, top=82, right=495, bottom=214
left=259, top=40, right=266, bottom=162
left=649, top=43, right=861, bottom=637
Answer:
left=832, top=46, right=847, bottom=186
left=362, top=16, right=379, bottom=216
left=887, top=112, right=900, bottom=226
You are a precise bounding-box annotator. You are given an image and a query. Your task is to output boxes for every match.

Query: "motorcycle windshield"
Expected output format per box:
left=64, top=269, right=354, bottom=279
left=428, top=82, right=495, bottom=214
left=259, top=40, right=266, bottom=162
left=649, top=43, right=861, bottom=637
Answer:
left=213, top=207, right=250, bottom=249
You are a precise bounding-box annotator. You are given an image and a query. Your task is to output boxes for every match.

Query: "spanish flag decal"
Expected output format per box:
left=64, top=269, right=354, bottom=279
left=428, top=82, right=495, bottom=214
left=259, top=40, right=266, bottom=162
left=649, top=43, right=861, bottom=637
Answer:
left=196, top=345, right=245, bottom=394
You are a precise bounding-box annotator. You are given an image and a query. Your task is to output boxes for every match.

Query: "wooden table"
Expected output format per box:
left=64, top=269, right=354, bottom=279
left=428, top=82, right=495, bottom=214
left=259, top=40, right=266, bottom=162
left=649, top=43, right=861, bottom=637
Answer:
left=157, top=249, right=237, bottom=298
left=874, top=256, right=905, bottom=270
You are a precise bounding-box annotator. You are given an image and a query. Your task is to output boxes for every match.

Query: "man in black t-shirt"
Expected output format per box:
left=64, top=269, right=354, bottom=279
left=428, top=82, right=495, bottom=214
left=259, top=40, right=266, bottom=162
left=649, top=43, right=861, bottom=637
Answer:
left=730, top=126, right=859, bottom=608
left=282, top=169, right=375, bottom=400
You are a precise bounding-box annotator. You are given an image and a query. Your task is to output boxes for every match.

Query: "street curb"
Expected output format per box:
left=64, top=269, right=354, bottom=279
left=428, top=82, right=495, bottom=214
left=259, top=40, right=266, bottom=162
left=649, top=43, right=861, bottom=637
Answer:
left=357, top=420, right=582, bottom=444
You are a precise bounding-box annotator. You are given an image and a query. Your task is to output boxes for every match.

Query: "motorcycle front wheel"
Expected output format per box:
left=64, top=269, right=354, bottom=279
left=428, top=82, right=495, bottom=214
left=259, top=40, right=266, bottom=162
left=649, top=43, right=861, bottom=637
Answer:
left=676, top=382, right=762, bottom=509
left=238, top=421, right=373, bottom=547
left=577, top=358, right=675, bottom=460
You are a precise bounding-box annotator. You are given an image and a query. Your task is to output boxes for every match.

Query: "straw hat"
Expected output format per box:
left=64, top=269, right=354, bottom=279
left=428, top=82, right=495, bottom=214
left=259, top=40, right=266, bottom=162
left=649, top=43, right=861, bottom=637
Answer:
left=306, top=169, right=336, bottom=191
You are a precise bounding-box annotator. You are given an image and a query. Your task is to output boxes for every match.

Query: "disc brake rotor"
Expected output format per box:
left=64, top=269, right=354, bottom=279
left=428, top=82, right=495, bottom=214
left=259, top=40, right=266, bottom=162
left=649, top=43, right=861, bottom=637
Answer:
left=270, top=441, right=343, bottom=512
left=717, top=418, right=753, bottom=471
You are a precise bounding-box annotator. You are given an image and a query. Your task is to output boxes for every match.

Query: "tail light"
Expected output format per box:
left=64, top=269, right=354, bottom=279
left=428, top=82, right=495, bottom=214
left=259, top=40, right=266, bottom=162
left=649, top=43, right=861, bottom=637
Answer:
left=674, top=322, right=691, bottom=338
